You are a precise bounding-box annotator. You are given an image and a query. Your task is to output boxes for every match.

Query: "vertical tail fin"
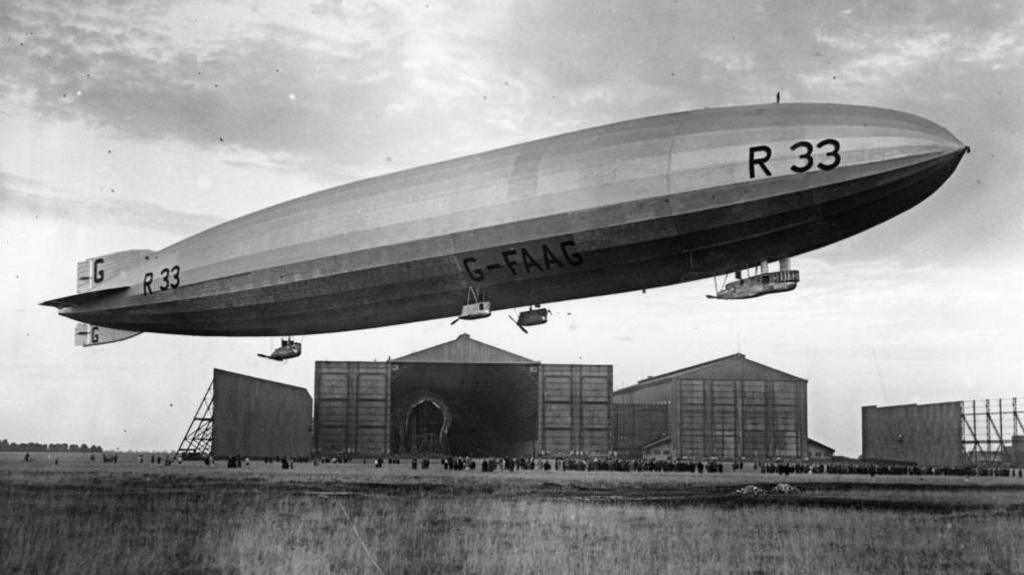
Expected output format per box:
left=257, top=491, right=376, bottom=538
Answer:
left=75, top=249, right=155, bottom=294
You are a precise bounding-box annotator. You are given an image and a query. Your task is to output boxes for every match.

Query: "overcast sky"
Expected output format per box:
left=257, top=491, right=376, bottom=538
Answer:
left=2, top=1, right=1022, bottom=455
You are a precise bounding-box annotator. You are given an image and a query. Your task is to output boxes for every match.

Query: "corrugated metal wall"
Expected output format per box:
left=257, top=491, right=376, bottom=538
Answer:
left=314, top=359, right=612, bottom=456
left=211, top=369, right=312, bottom=459
left=314, top=362, right=391, bottom=456
left=1011, top=436, right=1024, bottom=467
left=537, top=364, right=612, bottom=454
left=670, top=379, right=807, bottom=459
left=612, top=403, right=669, bottom=454
left=616, top=356, right=809, bottom=461
left=862, top=402, right=963, bottom=466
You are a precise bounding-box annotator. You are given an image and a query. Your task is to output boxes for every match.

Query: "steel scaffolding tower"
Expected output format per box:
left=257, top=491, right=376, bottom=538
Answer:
left=961, top=397, right=1024, bottom=466
left=176, top=380, right=214, bottom=460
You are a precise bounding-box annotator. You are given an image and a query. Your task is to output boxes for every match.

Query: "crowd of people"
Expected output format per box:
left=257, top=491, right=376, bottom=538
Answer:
left=308, top=454, right=1024, bottom=478
left=760, top=461, right=1024, bottom=477
left=55, top=450, right=1022, bottom=477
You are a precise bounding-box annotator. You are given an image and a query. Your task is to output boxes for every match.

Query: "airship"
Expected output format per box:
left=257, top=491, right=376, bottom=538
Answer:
left=43, top=103, right=967, bottom=346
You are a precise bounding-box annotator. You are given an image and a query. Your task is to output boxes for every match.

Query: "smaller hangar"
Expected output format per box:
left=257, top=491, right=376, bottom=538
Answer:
left=807, top=438, right=835, bottom=461
left=861, top=402, right=962, bottom=466
left=613, top=354, right=808, bottom=460
left=177, top=369, right=312, bottom=460
left=862, top=397, right=1024, bottom=467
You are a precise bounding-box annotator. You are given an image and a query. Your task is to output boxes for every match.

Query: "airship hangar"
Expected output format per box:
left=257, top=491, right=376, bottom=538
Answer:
left=176, top=334, right=1022, bottom=469
left=178, top=334, right=820, bottom=462
left=862, top=399, right=1024, bottom=468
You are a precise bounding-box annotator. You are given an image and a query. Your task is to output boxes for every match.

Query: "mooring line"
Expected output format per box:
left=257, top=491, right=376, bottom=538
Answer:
left=338, top=501, right=384, bottom=575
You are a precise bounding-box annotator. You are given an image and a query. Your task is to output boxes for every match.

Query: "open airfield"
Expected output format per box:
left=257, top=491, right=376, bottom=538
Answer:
left=2, top=453, right=1023, bottom=574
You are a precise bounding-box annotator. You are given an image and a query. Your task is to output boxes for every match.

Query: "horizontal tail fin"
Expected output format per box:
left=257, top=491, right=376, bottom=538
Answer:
left=41, top=286, right=131, bottom=308
left=42, top=248, right=155, bottom=309
left=75, top=323, right=141, bottom=347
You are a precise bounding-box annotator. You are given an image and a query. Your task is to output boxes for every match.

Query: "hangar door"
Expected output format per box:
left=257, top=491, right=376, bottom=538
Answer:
left=314, top=362, right=391, bottom=456
left=538, top=364, right=612, bottom=455
left=389, top=362, right=538, bottom=456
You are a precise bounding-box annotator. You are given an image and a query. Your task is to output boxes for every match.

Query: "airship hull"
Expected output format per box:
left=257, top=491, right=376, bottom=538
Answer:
left=48, top=103, right=967, bottom=336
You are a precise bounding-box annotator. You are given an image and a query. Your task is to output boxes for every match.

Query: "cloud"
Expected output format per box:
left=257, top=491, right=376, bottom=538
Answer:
left=0, top=171, right=223, bottom=233
left=811, top=31, right=953, bottom=87
left=0, top=2, right=833, bottom=178
left=1, top=3, right=410, bottom=178
left=957, top=29, right=1023, bottom=67
left=797, top=3, right=1023, bottom=100
left=5, top=1, right=1021, bottom=161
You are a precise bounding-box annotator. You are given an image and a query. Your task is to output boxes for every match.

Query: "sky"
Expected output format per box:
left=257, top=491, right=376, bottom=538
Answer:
left=1, top=1, right=1022, bottom=456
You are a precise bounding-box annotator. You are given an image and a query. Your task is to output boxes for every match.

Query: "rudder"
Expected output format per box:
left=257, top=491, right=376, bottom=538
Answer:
left=76, top=249, right=155, bottom=293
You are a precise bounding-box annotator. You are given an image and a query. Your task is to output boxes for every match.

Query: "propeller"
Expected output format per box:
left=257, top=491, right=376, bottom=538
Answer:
left=508, top=315, right=529, bottom=334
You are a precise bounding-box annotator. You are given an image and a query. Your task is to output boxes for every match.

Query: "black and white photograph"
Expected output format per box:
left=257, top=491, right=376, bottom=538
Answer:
left=2, top=1, right=1022, bottom=573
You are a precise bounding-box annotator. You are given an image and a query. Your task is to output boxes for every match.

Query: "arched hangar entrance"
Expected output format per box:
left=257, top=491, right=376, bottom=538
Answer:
left=402, top=395, right=451, bottom=454
left=390, top=362, right=538, bottom=457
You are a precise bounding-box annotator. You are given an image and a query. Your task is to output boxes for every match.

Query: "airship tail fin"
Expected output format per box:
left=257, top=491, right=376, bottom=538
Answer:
left=41, top=286, right=130, bottom=308
left=41, top=249, right=154, bottom=308
left=75, top=323, right=141, bottom=347
left=75, top=249, right=155, bottom=294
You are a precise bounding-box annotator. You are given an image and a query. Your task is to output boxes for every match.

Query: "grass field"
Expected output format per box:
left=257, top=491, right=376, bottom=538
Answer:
left=2, top=455, right=1023, bottom=574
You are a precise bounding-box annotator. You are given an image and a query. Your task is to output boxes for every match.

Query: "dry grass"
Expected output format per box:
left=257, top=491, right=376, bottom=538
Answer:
left=1, top=458, right=1023, bottom=574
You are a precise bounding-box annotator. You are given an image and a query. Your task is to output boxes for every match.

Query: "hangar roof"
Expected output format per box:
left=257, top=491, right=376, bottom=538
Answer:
left=213, top=368, right=311, bottom=396
left=641, top=353, right=804, bottom=383
left=392, top=333, right=538, bottom=365
left=616, top=353, right=805, bottom=396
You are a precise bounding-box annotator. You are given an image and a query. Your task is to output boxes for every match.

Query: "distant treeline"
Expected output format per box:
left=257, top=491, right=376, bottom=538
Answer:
left=0, top=440, right=103, bottom=452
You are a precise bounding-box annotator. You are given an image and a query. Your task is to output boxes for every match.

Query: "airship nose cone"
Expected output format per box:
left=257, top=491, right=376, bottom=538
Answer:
left=847, top=104, right=969, bottom=177
left=900, top=109, right=967, bottom=155
left=945, top=145, right=970, bottom=175
left=934, top=130, right=969, bottom=167
left=940, top=136, right=968, bottom=157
